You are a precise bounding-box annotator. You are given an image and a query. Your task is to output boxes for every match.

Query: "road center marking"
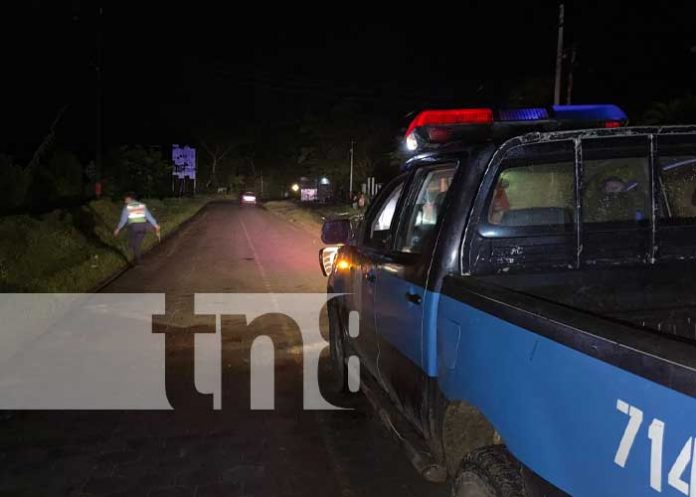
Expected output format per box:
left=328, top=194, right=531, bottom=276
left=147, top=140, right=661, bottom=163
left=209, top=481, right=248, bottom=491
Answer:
left=239, top=216, right=274, bottom=295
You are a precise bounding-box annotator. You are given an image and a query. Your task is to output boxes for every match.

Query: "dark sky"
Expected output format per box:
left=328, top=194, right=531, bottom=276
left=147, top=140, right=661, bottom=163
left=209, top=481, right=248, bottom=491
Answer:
left=3, top=1, right=695, bottom=161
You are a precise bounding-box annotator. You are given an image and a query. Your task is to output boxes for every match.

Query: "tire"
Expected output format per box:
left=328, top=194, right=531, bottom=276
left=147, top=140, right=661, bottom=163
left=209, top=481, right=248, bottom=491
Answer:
left=452, top=446, right=526, bottom=497
left=328, top=301, right=349, bottom=393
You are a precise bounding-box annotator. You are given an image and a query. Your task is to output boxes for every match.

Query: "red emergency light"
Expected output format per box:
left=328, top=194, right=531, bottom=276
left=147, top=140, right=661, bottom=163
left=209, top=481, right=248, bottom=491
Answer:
left=603, top=120, right=623, bottom=128
left=404, top=108, right=494, bottom=151
left=405, top=108, right=494, bottom=137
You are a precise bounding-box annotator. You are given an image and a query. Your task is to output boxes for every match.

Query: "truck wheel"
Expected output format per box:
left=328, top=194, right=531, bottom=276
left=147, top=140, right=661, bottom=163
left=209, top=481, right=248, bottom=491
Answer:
left=328, top=301, right=349, bottom=393
left=452, top=446, right=526, bottom=497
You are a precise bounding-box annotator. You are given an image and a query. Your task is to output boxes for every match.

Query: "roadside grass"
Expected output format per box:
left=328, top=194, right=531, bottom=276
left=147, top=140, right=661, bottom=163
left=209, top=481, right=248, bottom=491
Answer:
left=0, top=195, right=220, bottom=292
left=263, top=200, right=358, bottom=234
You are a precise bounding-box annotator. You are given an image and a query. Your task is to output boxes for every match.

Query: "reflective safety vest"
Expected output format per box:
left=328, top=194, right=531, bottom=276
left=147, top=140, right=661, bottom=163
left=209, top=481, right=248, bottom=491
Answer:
left=126, top=201, right=147, bottom=224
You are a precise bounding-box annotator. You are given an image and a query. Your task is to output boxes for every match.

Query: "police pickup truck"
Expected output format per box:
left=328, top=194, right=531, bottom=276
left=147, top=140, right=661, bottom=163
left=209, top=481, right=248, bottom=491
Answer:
left=318, top=105, right=696, bottom=497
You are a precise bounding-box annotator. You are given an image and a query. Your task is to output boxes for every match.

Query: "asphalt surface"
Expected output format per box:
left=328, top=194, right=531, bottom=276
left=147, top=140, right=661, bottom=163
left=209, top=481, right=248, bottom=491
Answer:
left=0, top=202, right=448, bottom=497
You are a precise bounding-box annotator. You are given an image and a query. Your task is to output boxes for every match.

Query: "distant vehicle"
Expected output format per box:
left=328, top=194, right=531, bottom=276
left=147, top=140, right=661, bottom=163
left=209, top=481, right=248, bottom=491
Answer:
left=319, top=105, right=696, bottom=497
left=240, top=191, right=257, bottom=205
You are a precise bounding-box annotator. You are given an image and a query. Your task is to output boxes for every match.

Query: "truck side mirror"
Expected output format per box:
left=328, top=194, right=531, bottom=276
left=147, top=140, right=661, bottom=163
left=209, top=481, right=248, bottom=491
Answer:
left=321, top=219, right=351, bottom=245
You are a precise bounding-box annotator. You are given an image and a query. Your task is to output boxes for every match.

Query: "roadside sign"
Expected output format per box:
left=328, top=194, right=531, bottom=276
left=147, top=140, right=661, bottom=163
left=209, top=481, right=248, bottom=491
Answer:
left=172, top=145, right=196, bottom=179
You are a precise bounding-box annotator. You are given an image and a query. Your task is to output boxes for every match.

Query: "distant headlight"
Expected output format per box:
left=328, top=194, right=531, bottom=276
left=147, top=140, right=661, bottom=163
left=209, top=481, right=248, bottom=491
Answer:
left=242, top=195, right=256, bottom=202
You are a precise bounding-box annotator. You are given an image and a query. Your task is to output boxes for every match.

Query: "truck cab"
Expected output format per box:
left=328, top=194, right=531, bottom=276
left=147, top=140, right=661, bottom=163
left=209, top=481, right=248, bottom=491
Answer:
left=320, top=106, right=696, bottom=497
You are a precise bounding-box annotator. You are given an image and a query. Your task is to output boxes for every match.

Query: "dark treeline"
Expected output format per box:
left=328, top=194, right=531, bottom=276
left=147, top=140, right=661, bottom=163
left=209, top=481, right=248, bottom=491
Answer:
left=0, top=146, right=172, bottom=215
left=3, top=93, right=696, bottom=216
left=0, top=98, right=405, bottom=215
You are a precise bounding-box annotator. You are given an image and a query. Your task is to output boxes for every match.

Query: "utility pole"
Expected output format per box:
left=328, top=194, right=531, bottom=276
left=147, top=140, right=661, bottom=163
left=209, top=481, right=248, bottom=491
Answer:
left=566, top=44, right=577, bottom=105
left=553, top=3, right=565, bottom=106
left=349, top=140, right=354, bottom=199
left=95, top=4, right=103, bottom=183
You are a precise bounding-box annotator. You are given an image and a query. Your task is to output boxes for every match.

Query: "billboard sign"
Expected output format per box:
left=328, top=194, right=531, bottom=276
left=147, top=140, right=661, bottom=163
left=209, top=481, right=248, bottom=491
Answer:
left=172, top=145, right=196, bottom=179
left=300, top=188, right=317, bottom=202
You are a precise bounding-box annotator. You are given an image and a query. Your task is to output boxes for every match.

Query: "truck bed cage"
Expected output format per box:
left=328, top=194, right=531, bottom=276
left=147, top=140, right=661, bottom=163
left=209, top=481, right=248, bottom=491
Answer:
left=484, top=125, right=696, bottom=269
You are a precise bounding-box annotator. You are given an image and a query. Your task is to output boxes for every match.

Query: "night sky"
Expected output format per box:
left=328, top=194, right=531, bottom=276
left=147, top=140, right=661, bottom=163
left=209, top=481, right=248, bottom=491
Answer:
left=3, top=2, right=695, bottom=161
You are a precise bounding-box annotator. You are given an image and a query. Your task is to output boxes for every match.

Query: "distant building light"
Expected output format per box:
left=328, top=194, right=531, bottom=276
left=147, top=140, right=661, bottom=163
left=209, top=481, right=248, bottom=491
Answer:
left=320, top=177, right=330, bottom=185
left=291, top=183, right=300, bottom=192
left=301, top=188, right=318, bottom=202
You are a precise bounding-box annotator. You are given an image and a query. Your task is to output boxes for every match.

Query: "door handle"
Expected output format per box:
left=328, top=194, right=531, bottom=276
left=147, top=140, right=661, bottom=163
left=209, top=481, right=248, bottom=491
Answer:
left=405, top=292, right=422, bottom=305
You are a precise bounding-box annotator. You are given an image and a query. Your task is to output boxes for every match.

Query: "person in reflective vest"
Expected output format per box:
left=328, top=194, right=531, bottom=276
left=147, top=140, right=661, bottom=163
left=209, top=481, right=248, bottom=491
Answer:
left=113, top=192, right=160, bottom=264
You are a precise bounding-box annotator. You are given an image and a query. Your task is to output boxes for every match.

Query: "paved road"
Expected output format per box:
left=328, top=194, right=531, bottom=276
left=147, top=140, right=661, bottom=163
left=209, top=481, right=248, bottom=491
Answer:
left=0, top=202, right=448, bottom=497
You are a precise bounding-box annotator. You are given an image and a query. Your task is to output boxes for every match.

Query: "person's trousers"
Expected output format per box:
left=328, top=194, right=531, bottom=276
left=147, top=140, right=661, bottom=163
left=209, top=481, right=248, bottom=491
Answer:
left=127, top=223, right=148, bottom=263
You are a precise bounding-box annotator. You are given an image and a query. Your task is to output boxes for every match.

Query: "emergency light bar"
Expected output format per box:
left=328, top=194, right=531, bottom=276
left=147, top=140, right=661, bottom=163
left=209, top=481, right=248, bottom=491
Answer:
left=404, top=104, right=628, bottom=152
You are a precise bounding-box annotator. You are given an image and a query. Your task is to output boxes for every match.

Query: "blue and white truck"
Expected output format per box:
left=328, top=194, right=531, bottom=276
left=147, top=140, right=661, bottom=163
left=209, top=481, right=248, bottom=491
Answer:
left=319, top=105, right=696, bottom=497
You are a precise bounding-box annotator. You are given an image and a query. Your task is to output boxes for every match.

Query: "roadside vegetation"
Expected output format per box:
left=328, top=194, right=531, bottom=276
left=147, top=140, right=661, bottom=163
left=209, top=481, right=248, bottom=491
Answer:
left=0, top=196, right=215, bottom=292
left=263, top=200, right=357, bottom=234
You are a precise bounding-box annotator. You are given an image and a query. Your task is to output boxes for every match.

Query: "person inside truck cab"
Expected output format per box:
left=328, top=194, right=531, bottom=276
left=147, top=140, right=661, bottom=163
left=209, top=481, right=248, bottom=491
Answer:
left=402, top=172, right=453, bottom=252
left=408, top=194, right=441, bottom=252
left=489, top=179, right=511, bottom=224
left=590, top=175, right=646, bottom=222
left=417, top=191, right=442, bottom=226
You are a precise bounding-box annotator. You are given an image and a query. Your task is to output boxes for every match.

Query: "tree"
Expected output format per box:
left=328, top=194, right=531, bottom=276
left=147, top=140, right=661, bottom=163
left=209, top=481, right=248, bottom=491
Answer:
left=201, top=140, right=234, bottom=189
left=26, top=105, right=69, bottom=178
left=49, top=151, right=84, bottom=199
left=294, top=102, right=396, bottom=196
left=25, top=150, right=84, bottom=208
left=0, top=155, right=29, bottom=213
left=21, top=105, right=71, bottom=210
left=640, top=95, right=696, bottom=125
left=102, top=146, right=171, bottom=198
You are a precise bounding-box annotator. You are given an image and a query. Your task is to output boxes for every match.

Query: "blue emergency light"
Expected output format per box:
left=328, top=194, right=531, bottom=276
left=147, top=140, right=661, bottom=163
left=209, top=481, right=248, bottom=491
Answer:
left=497, top=108, right=549, bottom=121
left=404, top=104, right=628, bottom=152
left=551, top=104, right=627, bottom=123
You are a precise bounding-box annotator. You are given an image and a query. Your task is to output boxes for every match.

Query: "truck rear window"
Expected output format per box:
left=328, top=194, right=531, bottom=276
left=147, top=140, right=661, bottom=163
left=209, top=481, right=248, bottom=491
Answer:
left=485, top=135, right=696, bottom=230
left=582, top=157, right=650, bottom=223
left=488, top=162, right=574, bottom=226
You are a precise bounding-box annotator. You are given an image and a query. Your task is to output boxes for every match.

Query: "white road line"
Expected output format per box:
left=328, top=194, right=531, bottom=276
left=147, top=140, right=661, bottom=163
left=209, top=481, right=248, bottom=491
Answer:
left=239, top=216, right=274, bottom=295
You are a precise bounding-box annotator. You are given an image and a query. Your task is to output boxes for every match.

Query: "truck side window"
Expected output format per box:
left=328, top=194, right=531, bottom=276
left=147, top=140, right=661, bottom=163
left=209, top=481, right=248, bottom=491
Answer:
left=581, top=137, right=651, bottom=224
left=657, top=135, right=696, bottom=220
left=364, top=182, right=403, bottom=248
left=486, top=146, right=575, bottom=227
left=661, top=155, right=696, bottom=218
left=395, top=165, right=456, bottom=253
